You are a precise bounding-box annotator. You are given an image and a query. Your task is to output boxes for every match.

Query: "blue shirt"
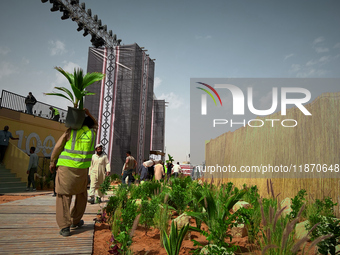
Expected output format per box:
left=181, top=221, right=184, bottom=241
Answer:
left=0, top=130, right=14, bottom=146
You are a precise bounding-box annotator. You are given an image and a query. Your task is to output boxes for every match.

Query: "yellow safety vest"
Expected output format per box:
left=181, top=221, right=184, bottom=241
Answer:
left=54, top=108, right=60, bottom=116
left=57, top=126, right=95, bottom=168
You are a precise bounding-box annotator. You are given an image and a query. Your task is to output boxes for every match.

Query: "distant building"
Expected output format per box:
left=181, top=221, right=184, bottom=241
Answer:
left=85, top=44, right=165, bottom=174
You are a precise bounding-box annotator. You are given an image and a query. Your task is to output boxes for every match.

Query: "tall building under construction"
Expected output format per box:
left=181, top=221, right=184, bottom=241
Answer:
left=85, top=44, right=165, bottom=174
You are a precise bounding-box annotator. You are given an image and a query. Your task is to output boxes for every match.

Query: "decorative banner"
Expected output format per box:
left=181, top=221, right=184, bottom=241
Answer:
left=137, top=52, right=149, bottom=167
left=97, top=47, right=118, bottom=161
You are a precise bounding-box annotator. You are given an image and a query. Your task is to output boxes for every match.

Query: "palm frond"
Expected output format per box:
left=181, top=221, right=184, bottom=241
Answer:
left=74, top=68, right=84, bottom=90
left=83, top=91, right=96, bottom=96
left=54, top=87, right=74, bottom=103
left=83, top=72, right=105, bottom=88
left=44, top=92, right=74, bottom=104
left=54, top=67, right=73, bottom=85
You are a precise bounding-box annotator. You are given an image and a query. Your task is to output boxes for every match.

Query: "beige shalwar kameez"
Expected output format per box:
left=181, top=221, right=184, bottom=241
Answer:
left=154, top=163, right=165, bottom=181
left=51, top=129, right=92, bottom=229
left=89, top=153, right=110, bottom=197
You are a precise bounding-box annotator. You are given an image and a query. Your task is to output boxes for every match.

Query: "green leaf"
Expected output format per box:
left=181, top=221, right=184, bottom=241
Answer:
left=54, top=66, right=74, bottom=85
left=44, top=92, right=74, bottom=104
left=70, top=83, right=82, bottom=104
left=83, top=72, right=105, bottom=89
left=74, top=68, right=84, bottom=91
left=54, top=87, right=75, bottom=103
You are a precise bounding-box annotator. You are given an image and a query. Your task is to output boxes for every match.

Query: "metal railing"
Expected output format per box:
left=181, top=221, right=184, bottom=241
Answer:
left=0, top=90, right=67, bottom=122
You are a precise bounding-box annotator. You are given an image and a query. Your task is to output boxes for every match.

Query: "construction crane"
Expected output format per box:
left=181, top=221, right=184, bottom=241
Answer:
left=41, top=0, right=122, bottom=48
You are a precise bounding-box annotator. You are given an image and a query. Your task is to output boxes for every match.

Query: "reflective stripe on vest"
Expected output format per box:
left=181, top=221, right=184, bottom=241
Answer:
left=57, top=126, right=95, bottom=169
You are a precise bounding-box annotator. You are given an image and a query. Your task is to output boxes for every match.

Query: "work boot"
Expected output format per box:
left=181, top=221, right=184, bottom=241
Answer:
left=59, top=227, right=70, bottom=237
left=87, top=197, right=95, bottom=204
left=71, top=219, right=84, bottom=229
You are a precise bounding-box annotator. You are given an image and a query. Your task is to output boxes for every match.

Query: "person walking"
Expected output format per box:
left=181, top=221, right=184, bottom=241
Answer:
left=147, top=160, right=155, bottom=180
left=172, top=162, right=182, bottom=178
left=49, top=108, right=97, bottom=237
left=0, top=126, right=19, bottom=165
left=167, top=162, right=173, bottom=179
left=121, top=151, right=137, bottom=186
left=49, top=106, right=60, bottom=122
left=138, top=159, right=149, bottom=183
left=25, top=92, right=37, bottom=115
left=26, top=147, right=39, bottom=191
left=87, top=144, right=110, bottom=204
left=154, top=160, right=165, bottom=181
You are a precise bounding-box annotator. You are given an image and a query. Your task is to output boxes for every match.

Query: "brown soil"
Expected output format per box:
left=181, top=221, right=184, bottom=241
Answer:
left=92, top=216, right=262, bottom=255
left=93, top=218, right=318, bottom=255
left=0, top=194, right=38, bottom=204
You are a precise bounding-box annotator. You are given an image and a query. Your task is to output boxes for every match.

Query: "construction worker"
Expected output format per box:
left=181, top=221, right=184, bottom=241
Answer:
left=49, top=108, right=97, bottom=237
left=49, top=106, right=60, bottom=122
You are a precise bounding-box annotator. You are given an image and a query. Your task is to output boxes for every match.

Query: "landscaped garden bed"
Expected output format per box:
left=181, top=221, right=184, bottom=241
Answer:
left=93, top=176, right=339, bottom=255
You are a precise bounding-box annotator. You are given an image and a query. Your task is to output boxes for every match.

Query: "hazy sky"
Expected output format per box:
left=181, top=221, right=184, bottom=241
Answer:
left=0, top=0, right=339, bottom=163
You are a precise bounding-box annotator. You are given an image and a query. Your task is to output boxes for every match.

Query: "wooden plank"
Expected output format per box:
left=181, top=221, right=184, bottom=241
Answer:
left=0, top=194, right=103, bottom=255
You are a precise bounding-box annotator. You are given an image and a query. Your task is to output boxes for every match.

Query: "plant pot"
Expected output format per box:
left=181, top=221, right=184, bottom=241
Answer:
left=65, top=107, right=85, bottom=129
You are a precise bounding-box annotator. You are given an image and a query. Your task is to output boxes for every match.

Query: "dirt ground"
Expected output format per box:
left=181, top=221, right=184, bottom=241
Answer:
left=0, top=194, right=39, bottom=204
left=1, top=195, right=317, bottom=255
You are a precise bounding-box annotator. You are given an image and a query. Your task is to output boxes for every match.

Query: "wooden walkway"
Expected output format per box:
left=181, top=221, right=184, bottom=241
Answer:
left=0, top=193, right=104, bottom=255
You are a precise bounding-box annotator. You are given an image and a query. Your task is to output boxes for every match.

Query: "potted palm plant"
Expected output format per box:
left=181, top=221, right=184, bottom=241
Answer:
left=45, top=67, right=105, bottom=129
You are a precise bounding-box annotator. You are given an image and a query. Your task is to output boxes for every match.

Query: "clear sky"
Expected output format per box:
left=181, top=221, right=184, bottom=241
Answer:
left=0, top=0, right=339, bottom=164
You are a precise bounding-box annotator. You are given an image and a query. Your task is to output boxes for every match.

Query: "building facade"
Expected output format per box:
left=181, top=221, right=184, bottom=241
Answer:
left=85, top=44, right=165, bottom=174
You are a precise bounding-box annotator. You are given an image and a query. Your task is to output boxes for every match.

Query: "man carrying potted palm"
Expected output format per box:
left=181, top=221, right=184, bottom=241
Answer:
left=49, top=108, right=98, bottom=237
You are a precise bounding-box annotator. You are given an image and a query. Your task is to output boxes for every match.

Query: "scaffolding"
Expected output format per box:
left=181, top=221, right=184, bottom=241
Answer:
left=85, top=44, right=163, bottom=174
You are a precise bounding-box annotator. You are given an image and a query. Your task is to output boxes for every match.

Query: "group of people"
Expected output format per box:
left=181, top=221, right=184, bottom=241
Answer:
left=135, top=159, right=182, bottom=183
left=24, top=92, right=60, bottom=121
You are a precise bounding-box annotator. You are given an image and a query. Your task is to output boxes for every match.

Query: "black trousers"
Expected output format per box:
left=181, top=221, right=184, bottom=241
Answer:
left=0, top=145, right=8, bottom=163
left=27, top=168, right=37, bottom=189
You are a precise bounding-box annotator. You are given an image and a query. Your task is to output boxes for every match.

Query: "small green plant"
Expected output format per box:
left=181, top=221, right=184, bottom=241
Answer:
left=162, top=221, right=189, bottom=255
left=111, top=203, right=122, bottom=238
left=187, top=188, right=246, bottom=251
left=169, top=183, right=191, bottom=215
left=110, top=214, right=141, bottom=255
left=155, top=194, right=172, bottom=247
left=237, top=207, right=260, bottom=244
left=315, top=217, right=339, bottom=255
left=238, top=185, right=261, bottom=243
left=105, top=185, right=128, bottom=217
left=120, top=200, right=138, bottom=232
left=316, top=196, right=338, bottom=217
left=99, top=175, right=113, bottom=196
left=140, top=198, right=158, bottom=234
left=306, top=196, right=338, bottom=241
left=138, top=180, right=162, bottom=199
left=115, top=228, right=133, bottom=255
left=289, top=189, right=307, bottom=219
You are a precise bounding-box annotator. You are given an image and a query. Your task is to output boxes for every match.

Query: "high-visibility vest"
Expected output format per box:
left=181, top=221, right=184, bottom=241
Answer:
left=57, top=126, right=95, bottom=168
left=54, top=108, right=60, bottom=116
